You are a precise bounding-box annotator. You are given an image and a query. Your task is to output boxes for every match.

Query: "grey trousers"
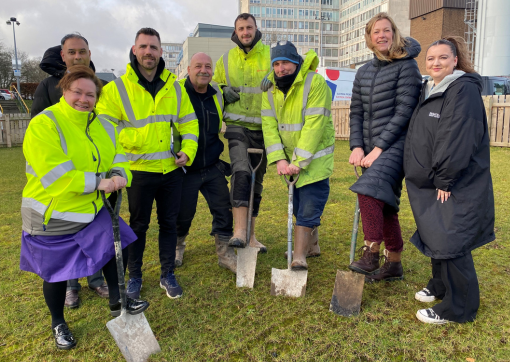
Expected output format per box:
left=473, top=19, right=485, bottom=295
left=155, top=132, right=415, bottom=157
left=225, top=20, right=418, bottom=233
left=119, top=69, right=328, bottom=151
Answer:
left=66, top=269, right=104, bottom=291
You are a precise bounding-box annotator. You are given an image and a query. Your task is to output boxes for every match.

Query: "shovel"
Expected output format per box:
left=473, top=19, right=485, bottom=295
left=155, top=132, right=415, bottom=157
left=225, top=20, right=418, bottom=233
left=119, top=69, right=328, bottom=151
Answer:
left=270, top=175, right=308, bottom=298
left=101, top=190, right=161, bottom=362
left=329, top=166, right=365, bottom=317
left=236, top=148, right=265, bottom=288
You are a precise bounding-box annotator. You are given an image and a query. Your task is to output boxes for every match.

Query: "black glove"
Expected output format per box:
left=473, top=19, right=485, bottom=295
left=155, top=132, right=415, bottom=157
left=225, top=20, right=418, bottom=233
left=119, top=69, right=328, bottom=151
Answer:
left=223, top=86, right=241, bottom=104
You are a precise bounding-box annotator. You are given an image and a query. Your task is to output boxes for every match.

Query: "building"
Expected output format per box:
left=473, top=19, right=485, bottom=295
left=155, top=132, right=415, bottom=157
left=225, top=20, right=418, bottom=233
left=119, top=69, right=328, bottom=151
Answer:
left=175, top=23, right=235, bottom=80
left=96, top=72, right=117, bottom=83
left=409, top=0, right=467, bottom=74
left=162, top=43, right=183, bottom=74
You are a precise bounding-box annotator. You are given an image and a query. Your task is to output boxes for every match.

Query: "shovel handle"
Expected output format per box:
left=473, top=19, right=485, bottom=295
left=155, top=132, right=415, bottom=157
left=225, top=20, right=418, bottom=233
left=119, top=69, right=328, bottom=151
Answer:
left=284, top=175, right=299, bottom=268
left=350, top=167, right=361, bottom=264
left=246, top=148, right=266, bottom=243
left=247, top=148, right=265, bottom=173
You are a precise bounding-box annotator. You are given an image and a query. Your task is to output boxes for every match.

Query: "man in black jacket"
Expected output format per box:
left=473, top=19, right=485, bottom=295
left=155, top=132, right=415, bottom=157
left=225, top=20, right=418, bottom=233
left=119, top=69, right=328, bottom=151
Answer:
left=31, top=33, right=109, bottom=308
left=175, top=52, right=236, bottom=273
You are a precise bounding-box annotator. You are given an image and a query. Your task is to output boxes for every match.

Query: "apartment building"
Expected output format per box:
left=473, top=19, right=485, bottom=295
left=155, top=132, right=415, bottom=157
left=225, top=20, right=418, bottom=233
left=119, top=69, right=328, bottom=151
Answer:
left=161, top=43, right=183, bottom=74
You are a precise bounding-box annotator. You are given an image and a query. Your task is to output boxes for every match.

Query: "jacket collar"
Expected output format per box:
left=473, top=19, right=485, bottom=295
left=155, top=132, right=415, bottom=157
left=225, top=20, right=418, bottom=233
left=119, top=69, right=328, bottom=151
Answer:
left=183, top=76, right=216, bottom=98
left=125, top=62, right=173, bottom=85
left=57, top=96, right=96, bottom=128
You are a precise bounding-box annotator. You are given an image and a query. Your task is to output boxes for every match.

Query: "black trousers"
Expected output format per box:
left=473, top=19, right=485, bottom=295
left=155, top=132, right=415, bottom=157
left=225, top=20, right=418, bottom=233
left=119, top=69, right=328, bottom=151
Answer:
left=127, top=169, right=184, bottom=279
left=177, top=163, right=233, bottom=239
left=426, top=252, right=480, bottom=323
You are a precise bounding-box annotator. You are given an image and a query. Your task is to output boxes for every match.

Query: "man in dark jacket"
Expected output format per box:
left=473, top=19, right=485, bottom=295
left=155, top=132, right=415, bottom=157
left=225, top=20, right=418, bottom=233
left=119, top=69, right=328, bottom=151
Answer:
left=30, top=33, right=109, bottom=308
left=175, top=52, right=236, bottom=273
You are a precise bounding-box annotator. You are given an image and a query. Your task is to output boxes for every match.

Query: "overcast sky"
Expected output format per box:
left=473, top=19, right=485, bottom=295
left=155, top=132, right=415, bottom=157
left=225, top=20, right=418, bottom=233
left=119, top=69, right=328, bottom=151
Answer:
left=0, top=0, right=238, bottom=74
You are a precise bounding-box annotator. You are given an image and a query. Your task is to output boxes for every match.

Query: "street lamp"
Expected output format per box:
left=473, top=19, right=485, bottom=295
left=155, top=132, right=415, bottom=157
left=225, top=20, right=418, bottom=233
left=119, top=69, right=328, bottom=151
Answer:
left=315, top=12, right=331, bottom=68
left=6, top=17, right=21, bottom=96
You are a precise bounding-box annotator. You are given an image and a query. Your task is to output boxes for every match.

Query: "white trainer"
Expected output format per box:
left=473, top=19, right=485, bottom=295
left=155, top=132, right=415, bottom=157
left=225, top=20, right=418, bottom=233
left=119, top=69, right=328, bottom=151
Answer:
left=415, top=288, right=436, bottom=302
left=416, top=308, right=449, bottom=325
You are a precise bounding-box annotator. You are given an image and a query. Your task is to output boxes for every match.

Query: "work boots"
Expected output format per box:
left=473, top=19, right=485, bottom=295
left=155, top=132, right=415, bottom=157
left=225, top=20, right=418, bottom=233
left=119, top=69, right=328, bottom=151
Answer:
left=215, top=235, right=237, bottom=273
left=229, top=207, right=248, bottom=248
left=249, top=217, right=267, bottom=253
left=366, top=249, right=404, bottom=282
left=175, top=234, right=187, bottom=267
left=291, top=225, right=312, bottom=270
left=284, top=227, right=320, bottom=259
left=348, top=240, right=380, bottom=275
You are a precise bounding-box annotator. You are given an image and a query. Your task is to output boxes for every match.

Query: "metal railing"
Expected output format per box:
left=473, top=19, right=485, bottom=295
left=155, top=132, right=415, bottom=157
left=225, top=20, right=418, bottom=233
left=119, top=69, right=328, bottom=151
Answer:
left=9, top=84, right=29, bottom=113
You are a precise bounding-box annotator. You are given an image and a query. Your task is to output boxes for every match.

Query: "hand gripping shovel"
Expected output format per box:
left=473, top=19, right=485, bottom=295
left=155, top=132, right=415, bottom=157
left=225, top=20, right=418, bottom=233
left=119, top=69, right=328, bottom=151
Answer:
left=270, top=175, right=308, bottom=298
left=236, top=148, right=265, bottom=288
left=101, top=190, right=161, bottom=362
left=329, top=166, right=365, bottom=316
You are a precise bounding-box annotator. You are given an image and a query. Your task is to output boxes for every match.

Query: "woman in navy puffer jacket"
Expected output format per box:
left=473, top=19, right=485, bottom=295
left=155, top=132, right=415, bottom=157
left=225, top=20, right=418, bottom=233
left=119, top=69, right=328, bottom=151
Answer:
left=347, top=13, right=422, bottom=282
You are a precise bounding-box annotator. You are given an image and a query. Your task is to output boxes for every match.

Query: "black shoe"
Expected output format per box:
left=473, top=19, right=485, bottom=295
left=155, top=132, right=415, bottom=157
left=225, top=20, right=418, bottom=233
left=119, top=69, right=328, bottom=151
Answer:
left=52, top=323, right=77, bottom=350
left=64, top=290, right=80, bottom=309
left=109, top=297, right=150, bottom=317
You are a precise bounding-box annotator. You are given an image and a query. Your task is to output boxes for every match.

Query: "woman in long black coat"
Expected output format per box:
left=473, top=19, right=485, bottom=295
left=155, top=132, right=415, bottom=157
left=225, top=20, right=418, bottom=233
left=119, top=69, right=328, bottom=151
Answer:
left=348, top=13, right=422, bottom=281
left=404, top=37, right=495, bottom=324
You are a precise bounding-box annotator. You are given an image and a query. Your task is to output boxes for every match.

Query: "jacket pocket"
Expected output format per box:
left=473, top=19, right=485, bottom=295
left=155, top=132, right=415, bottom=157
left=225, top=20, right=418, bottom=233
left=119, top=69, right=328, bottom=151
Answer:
left=119, top=128, right=145, bottom=151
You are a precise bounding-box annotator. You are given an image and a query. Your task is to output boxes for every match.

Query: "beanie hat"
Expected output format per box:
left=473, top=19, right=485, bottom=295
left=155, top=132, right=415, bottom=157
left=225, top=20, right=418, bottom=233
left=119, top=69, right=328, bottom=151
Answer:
left=271, top=41, right=301, bottom=66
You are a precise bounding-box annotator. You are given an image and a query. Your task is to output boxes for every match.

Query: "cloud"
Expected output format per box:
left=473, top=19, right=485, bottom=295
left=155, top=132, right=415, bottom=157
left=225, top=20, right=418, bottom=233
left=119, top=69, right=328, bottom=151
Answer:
left=0, top=0, right=237, bottom=73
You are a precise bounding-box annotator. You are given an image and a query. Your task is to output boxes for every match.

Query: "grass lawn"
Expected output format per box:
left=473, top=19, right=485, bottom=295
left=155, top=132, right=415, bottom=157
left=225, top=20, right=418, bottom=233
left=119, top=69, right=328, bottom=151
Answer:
left=0, top=140, right=509, bottom=361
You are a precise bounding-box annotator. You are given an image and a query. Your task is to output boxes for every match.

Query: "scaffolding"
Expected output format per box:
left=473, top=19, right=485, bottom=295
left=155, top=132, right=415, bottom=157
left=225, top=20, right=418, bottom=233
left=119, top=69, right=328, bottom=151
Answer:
left=464, top=0, right=478, bottom=64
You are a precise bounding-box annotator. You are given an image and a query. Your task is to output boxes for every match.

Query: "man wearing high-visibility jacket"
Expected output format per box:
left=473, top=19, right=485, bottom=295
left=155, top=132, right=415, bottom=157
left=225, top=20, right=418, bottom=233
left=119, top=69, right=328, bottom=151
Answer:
left=212, top=13, right=270, bottom=251
left=96, top=28, right=198, bottom=300
left=261, top=42, right=335, bottom=270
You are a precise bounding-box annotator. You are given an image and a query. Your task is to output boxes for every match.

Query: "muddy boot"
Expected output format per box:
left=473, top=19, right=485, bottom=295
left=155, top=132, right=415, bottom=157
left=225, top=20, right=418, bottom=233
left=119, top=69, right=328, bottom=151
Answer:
left=284, top=227, right=320, bottom=259
left=229, top=207, right=248, bottom=248
left=215, top=235, right=237, bottom=273
left=175, top=234, right=187, bottom=267
left=248, top=217, right=267, bottom=253
left=348, top=241, right=380, bottom=275
left=291, top=225, right=311, bottom=270
left=366, top=249, right=403, bottom=282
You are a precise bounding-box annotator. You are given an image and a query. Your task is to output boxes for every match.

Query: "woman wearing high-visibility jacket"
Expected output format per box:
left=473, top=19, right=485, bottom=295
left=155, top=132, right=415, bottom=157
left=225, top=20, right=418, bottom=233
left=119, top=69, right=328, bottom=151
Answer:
left=261, top=43, right=335, bottom=270
left=20, top=66, right=149, bottom=350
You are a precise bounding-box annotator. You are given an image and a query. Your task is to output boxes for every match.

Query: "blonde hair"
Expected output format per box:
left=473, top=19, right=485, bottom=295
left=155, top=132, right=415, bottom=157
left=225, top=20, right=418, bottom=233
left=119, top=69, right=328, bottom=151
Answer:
left=365, top=12, right=408, bottom=62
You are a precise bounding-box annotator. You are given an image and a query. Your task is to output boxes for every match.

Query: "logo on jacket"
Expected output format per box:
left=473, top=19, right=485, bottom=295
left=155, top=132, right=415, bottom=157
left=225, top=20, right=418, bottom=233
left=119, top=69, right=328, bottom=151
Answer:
left=429, top=112, right=440, bottom=119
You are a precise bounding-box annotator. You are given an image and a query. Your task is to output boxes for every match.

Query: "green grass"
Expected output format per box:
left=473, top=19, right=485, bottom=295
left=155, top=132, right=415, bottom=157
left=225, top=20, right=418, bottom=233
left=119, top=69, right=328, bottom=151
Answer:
left=1, top=140, right=509, bottom=361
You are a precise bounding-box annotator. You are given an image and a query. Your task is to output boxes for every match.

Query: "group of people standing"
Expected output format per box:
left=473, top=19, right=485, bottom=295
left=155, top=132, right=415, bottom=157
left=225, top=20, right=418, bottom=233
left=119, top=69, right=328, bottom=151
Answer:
left=19, top=10, right=493, bottom=351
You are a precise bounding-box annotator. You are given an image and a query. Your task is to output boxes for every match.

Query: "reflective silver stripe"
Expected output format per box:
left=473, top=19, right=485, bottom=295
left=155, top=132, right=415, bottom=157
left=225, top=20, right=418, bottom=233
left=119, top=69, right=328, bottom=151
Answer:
left=261, top=109, right=274, bottom=117
left=178, top=113, right=197, bottom=125
left=98, top=114, right=120, bottom=125
left=40, top=160, right=76, bottom=189
left=301, top=72, right=317, bottom=122
left=83, top=172, right=97, bottom=195
left=294, top=148, right=314, bottom=159
left=41, top=110, right=68, bottom=154
left=211, top=83, right=224, bottom=114
left=239, top=86, right=262, bottom=94
left=181, top=134, right=198, bottom=142
left=305, top=107, right=331, bottom=117
left=126, top=150, right=172, bottom=161
left=224, top=112, right=262, bottom=124
left=294, top=144, right=335, bottom=168
left=22, top=197, right=94, bottom=223
left=110, top=167, right=128, bottom=180
left=223, top=51, right=231, bottom=87
left=267, top=90, right=278, bottom=122
left=279, top=122, right=303, bottom=132
left=97, top=116, right=116, bottom=148
left=266, top=143, right=284, bottom=154
left=114, top=78, right=136, bottom=123
left=116, top=114, right=178, bottom=131
left=112, top=154, right=128, bottom=164
left=22, top=197, right=46, bottom=214
left=26, top=162, right=37, bottom=177
left=173, top=81, right=182, bottom=121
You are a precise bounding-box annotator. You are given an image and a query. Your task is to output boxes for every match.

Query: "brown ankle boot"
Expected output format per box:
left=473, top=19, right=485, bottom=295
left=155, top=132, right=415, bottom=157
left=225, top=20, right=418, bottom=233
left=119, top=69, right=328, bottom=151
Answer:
left=366, top=249, right=404, bottom=282
left=229, top=207, right=248, bottom=247
left=175, top=234, right=187, bottom=267
left=291, top=225, right=311, bottom=270
left=248, top=217, right=267, bottom=253
left=284, top=226, right=320, bottom=259
left=215, top=235, right=237, bottom=273
left=348, top=241, right=380, bottom=275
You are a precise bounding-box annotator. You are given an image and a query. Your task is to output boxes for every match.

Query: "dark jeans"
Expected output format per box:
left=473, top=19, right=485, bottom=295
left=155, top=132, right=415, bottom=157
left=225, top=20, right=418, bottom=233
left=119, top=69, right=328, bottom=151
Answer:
left=427, top=253, right=480, bottom=323
left=293, top=179, right=330, bottom=228
left=66, top=270, right=104, bottom=291
left=127, top=169, right=184, bottom=279
left=177, top=163, right=233, bottom=239
left=224, top=125, right=267, bottom=216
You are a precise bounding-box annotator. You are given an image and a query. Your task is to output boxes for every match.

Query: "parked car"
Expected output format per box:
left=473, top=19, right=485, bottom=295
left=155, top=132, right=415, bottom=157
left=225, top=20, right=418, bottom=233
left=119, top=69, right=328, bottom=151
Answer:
left=481, top=76, right=510, bottom=96
left=0, top=89, right=12, bottom=100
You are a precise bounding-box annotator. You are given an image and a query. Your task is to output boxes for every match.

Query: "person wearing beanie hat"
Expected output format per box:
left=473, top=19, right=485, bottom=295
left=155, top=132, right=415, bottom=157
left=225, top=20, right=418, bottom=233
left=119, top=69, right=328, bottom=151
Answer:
left=212, top=13, right=271, bottom=251
left=261, top=41, right=335, bottom=270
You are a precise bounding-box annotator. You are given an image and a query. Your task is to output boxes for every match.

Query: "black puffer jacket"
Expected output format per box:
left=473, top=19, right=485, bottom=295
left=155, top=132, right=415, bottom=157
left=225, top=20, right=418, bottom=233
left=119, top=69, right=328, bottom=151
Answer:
left=349, top=38, right=422, bottom=211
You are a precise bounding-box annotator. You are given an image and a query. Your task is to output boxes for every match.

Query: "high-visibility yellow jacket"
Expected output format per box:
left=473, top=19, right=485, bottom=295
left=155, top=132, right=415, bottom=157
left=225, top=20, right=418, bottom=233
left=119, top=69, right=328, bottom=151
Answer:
left=212, top=40, right=270, bottom=131
left=96, top=63, right=199, bottom=174
left=261, top=50, right=335, bottom=188
left=22, top=97, right=132, bottom=235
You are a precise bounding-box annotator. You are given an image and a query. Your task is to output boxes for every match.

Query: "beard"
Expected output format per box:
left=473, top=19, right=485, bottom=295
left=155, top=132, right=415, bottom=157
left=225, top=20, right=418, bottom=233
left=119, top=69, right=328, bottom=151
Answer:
left=138, top=55, right=159, bottom=71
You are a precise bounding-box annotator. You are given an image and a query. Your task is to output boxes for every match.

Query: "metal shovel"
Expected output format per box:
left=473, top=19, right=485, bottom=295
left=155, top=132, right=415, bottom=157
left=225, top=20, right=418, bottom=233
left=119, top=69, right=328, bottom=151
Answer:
left=236, top=148, right=265, bottom=288
left=270, top=175, right=308, bottom=298
left=101, top=190, right=161, bottom=362
left=329, top=166, right=365, bottom=317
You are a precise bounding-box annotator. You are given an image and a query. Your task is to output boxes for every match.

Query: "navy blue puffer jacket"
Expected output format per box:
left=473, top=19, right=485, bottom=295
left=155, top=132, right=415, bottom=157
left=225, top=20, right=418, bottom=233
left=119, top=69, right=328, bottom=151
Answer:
left=349, top=37, right=422, bottom=211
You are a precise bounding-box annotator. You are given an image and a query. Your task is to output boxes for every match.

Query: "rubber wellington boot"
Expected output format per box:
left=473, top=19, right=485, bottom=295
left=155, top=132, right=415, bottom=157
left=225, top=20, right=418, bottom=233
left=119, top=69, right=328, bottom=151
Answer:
left=248, top=217, right=267, bottom=253
left=291, top=225, right=311, bottom=270
left=366, top=249, right=403, bottom=282
left=175, top=234, right=187, bottom=267
left=284, top=227, right=320, bottom=259
left=348, top=240, right=380, bottom=275
left=229, top=207, right=248, bottom=248
left=215, top=235, right=237, bottom=273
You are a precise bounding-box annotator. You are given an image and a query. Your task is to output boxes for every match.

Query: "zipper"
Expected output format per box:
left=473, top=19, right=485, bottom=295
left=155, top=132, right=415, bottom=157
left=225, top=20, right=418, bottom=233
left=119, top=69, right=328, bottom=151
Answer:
left=85, top=115, right=102, bottom=205
left=41, top=198, right=54, bottom=231
left=368, top=66, right=381, bottom=150
left=200, top=98, right=207, bottom=167
left=92, top=200, right=98, bottom=216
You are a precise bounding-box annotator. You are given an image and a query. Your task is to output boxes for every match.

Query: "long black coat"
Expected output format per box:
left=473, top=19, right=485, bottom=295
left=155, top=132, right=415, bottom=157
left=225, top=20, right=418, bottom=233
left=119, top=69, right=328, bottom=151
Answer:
left=404, top=73, right=495, bottom=259
left=349, top=38, right=422, bottom=211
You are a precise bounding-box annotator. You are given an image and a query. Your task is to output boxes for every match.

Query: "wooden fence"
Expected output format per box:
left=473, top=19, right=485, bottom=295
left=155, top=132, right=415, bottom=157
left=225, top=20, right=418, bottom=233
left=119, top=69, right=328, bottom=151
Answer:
left=1, top=96, right=509, bottom=148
